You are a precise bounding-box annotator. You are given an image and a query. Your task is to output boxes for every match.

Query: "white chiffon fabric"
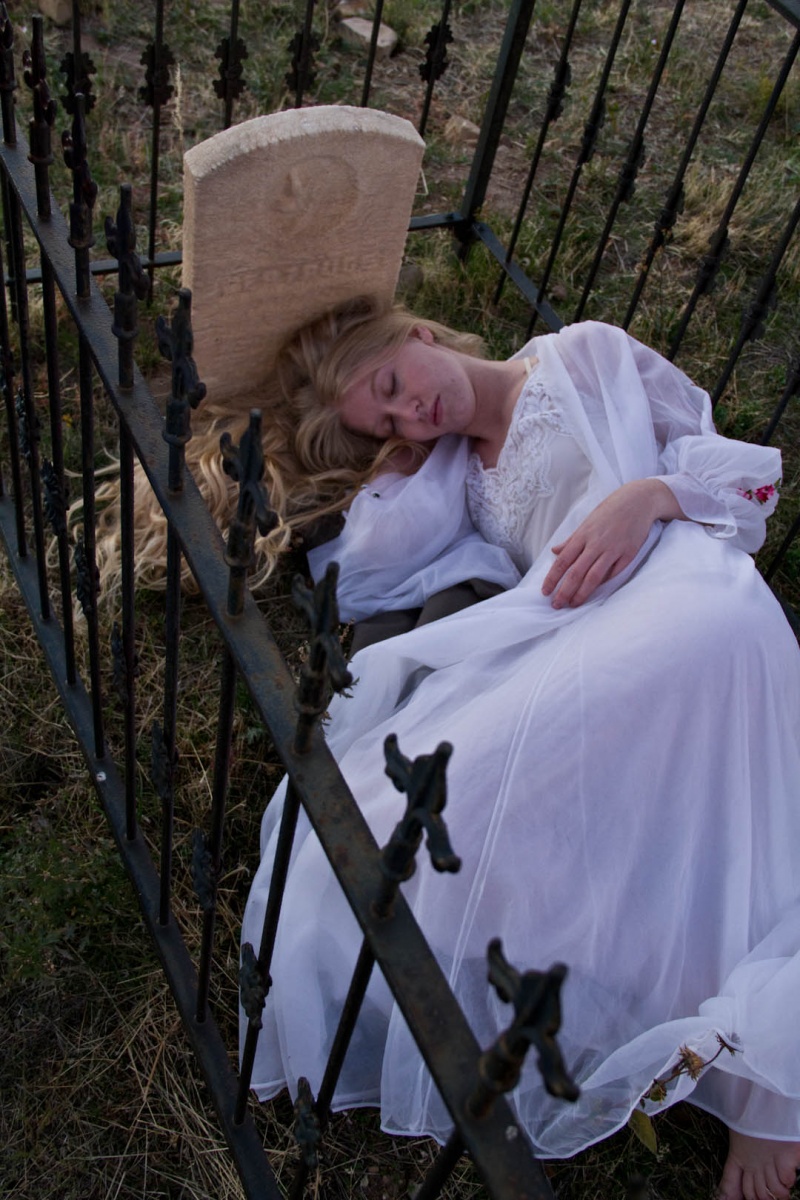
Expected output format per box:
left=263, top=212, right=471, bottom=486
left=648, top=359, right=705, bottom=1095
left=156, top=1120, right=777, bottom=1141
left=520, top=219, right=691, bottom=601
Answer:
left=242, top=321, right=800, bottom=1158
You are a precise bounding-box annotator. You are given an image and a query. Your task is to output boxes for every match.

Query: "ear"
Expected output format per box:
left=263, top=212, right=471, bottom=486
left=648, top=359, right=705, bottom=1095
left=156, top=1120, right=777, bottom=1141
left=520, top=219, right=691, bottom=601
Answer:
left=410, top=324, right=435, bottom=345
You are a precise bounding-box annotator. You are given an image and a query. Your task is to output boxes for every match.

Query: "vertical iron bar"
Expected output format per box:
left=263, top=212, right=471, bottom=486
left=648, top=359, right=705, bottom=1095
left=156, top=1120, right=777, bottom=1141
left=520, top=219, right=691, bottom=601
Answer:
left=107, top=183, right=148, bottom=838
left=293, top=0, right=317, bottom=109
left=523, top=0, right=631, bottom=324
left=710, top=191, right=800, bottom=407
left=154, top=289, right=205, bottom=923
left=196, top=645, right=237, bottom=1021
left=224, top=0, right=241, bottom=129
left=0, top=7, right=25, bottom=554
left=147, top=0, right=167, bottom=300
left=456, top=0, right=537, bottom=252
left=623, top=0, right=748, bottom=330
left=667, top=27, right=800, bottom=359
left=235, top=777, right=303, bottom=1122
left=158, top=520, right=181, bottom=919
left=119, top=421, right=137, bottom=838
left=6, top=83, right=50, bottom=618
left=64, top=93, right=104, bottom=757
left=760, top=356, right=800, bottom=447
left=412, top=1133, right=465, bottom=1200
left=573, top=0, right=688, bottom=323
left=26, top=15, right=77, bottom=680
left=0, top=233, right=23, bottom=546
left=359, top=0, right=385, bottom=109
left=494, top=0, right=586, bottom=309
left=288, top=941, right=377, bottom=1200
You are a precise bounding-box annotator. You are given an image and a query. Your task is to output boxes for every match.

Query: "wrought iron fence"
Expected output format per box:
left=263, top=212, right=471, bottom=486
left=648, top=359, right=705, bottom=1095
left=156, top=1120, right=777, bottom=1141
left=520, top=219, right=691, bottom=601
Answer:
left=2, top=0, right=800, bottom=1197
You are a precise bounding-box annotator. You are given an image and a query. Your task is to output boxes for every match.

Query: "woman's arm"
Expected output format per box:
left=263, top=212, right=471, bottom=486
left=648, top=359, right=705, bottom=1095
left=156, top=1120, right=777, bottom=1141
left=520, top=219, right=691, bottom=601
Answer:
left=542, top=479, right=685, bottom=608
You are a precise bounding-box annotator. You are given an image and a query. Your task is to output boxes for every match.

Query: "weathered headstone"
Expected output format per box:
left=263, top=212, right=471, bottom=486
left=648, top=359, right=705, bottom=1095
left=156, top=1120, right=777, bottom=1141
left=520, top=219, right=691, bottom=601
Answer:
left=182, top=106, right=425, bottom=402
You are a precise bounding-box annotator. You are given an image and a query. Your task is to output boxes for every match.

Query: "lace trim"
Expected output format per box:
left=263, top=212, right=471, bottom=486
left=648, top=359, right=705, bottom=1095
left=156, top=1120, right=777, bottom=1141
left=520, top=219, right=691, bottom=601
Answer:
left=466, top=369, right=572, bottom=552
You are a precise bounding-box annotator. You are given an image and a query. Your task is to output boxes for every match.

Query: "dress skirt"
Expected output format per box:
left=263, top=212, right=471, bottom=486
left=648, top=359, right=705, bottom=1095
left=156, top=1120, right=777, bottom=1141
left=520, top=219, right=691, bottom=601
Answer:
left=241, top=519, right=800, bottom=1158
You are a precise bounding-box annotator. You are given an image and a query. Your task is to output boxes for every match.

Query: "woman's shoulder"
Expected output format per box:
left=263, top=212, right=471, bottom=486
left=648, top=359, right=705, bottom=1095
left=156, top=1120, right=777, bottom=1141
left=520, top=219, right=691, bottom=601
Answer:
left=512, top=320, right=629, bottom=364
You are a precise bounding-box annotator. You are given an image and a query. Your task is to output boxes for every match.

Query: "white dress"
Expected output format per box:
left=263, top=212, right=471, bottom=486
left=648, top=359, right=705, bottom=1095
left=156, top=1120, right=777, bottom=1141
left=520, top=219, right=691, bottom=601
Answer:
left=241, top=321, right=800, bottom=1158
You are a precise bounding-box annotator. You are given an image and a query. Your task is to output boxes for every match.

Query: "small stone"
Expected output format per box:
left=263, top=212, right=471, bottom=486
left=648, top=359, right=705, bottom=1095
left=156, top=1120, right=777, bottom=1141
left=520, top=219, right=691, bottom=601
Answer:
left=38, top=0, right=72, bottom=24
left=443, top=115, right=481, bottom=147
left=396, top=262, right=424, bottom=300
left=339, top=17, right=398, bottom=59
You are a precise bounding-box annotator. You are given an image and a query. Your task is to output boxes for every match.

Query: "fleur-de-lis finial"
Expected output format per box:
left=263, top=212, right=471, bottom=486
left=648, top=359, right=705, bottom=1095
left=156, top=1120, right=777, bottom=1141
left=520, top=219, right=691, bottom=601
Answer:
left=468, top=939, right=579, bottom=1117
left=372, top=735, right=460, bottom=919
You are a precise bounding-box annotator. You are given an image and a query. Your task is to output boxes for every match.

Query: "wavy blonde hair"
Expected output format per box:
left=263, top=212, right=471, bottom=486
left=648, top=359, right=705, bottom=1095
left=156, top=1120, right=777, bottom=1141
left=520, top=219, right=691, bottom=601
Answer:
left=93, top=294, right=484, bottom=597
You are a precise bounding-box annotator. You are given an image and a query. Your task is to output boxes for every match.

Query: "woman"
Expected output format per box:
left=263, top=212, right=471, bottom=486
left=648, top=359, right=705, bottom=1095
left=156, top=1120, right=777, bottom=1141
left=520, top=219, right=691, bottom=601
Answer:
left=241, top=296, right=800, bottom=1200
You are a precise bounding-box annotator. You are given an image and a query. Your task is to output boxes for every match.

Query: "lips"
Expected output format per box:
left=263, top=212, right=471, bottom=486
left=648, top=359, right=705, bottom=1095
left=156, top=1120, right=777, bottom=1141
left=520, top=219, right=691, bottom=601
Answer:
left=432, top=396, right=441, bottom=427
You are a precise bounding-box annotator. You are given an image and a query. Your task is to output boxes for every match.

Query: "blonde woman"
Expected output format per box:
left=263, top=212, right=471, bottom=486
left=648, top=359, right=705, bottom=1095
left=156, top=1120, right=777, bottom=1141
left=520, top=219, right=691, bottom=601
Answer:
left=232, top=298, right=800, bottom=1200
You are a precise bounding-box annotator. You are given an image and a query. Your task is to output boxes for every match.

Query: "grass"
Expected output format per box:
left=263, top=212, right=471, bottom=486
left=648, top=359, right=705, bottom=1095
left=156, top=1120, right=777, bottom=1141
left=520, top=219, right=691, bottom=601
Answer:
left=2, top=0, right=800, bottom=1197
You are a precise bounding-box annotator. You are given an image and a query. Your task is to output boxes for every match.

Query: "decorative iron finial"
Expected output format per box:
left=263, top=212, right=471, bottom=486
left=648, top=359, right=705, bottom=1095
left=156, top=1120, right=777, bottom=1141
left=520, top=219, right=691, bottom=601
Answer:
left=42, top=459, right=68, bottom=539
left=619, top=134, right=646, bottom=204
left=156, top=288, right=207, bottom=410
left=15, top=387, right=38, bottom=464
left=239, top=942, right=269, bottom=1029
left=110, top=622, right=139, bottom=707
left=214, top=34, right=248, bottom=103
left=292, top=563, right=352, bottom=694
left=150, top=720, right=177, bottom=805
left=62, top=95, right=97, bottom=257
left=139, top=40, right=175, bottom=108
left=23, top=17, right=56, bottom=173
left=74, top=533, right=99, bottom=619
left=191, top=829, right=217, bottom=914
left=156, top=289, right=207, bottom=490
left=742, top=281, right=778, bottom=344
left=545, top=58, right=572, bottom=123
left=373, top=734, right=460, bottom=919
left=293, top=1077, right=322, bottom=1170
left=292, top=564, right=353, bottom=748
left=285, top=28, right=319, bottom=94
left=106, top=185, right=149, bottom=388
left=60, top=12, right=96, bottom=116
left=468, top=939, right=579, bottom=1118
left=419, top=20, right=453, bottom=83
left=106, top=185, right=149, bottom=302
left=220, top=410, right=278, bottom=614
left=0, top=5, right=18, bottom=129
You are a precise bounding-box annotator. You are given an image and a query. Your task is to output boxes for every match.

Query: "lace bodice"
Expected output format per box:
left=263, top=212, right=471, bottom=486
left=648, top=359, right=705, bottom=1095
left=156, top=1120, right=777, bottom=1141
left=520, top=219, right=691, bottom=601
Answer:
left=466, top=365, right=592, bottom=571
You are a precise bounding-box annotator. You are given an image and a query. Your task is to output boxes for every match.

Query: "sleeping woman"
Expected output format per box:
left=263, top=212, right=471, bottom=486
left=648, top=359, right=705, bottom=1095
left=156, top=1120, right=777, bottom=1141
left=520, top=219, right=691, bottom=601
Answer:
left=237, top=295, right=800, bottom=1200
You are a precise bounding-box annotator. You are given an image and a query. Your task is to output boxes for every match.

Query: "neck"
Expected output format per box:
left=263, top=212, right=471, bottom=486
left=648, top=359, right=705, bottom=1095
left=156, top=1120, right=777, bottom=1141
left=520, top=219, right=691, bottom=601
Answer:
left=464, top=356, right=530, bottom=454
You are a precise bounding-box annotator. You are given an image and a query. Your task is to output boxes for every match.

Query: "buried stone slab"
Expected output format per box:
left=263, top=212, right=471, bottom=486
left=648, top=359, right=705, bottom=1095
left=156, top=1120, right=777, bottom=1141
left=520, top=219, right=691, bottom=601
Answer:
left=182, top=106, right=424, bottom=404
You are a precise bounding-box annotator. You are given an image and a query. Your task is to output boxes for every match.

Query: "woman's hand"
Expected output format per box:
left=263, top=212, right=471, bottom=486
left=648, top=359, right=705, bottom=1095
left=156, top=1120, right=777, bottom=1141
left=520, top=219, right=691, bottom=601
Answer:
left=542, top=479, right=685, bottom=608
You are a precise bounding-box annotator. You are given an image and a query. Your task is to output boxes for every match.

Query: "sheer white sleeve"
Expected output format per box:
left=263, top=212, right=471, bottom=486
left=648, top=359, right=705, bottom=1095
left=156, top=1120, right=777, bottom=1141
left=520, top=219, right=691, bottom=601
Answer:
left=306, top=435, right=520, bottom=623
left=544, top=322, right=782, bottom=554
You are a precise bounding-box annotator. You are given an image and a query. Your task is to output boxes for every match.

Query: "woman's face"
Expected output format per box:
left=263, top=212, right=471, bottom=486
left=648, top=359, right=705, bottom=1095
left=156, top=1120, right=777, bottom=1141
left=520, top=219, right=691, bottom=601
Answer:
left=337, top=327, right=477, bottom=443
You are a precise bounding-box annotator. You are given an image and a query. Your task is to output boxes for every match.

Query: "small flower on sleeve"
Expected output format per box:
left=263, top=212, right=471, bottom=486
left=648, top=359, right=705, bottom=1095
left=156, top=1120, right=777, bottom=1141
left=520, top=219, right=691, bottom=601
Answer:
left=737, top=480, right=780, bottom=505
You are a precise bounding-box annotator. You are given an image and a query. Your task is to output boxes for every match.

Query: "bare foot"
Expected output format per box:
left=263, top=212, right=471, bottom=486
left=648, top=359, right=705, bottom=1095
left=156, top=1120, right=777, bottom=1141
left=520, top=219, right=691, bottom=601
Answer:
left=717, top=1130, right=800, bottom=1200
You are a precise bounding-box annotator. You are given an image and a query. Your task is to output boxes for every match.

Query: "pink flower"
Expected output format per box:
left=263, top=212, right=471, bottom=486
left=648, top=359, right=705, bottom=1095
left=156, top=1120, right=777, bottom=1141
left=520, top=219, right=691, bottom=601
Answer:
left=737, top=482, right=779, bottom=505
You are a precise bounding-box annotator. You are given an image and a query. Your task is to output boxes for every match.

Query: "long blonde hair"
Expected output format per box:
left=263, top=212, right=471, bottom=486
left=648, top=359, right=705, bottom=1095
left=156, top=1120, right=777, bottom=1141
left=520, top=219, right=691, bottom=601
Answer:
left=94, top=295, right=484, bottom=597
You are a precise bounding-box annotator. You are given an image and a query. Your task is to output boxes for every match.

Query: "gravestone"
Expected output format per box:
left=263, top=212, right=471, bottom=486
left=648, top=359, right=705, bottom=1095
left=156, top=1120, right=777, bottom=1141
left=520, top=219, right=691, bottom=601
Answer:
left=182, top=106, right=425, bottom=402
